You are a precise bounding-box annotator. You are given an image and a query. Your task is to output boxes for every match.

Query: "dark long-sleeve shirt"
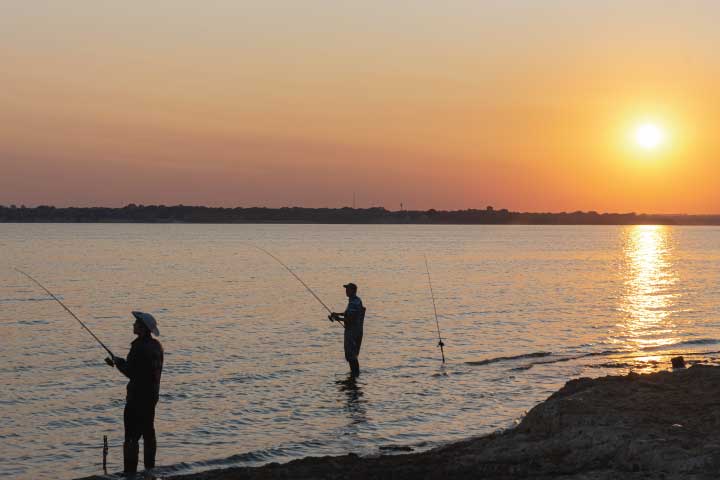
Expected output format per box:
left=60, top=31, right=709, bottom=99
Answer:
left=343, top=295, right=365, bottom=361
left=343, top=295, right=364, bottom=332
left=343, top=295, right=365, bottom=336
left=115, top=335, right=164, bottom=404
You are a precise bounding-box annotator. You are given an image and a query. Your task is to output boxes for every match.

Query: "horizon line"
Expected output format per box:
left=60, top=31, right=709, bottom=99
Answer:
left=2, top=204, right=719, bottom=217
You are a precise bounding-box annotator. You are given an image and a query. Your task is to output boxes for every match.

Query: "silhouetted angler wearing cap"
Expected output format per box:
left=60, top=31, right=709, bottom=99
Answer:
left=106, top=311, right=164, bottom=477
left=330, top=283, right=366, bottom=377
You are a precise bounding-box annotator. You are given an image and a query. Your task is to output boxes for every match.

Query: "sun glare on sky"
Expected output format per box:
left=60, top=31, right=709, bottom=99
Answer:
left=634, top=123, right=665, bottom=150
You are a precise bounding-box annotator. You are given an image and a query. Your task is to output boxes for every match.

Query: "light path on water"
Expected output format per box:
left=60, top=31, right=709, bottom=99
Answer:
left=2, top=224, right=720, bottom=479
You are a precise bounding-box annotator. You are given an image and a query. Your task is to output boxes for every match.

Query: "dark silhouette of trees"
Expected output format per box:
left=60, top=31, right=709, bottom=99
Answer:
left=0, top=205, right=716, bottom=225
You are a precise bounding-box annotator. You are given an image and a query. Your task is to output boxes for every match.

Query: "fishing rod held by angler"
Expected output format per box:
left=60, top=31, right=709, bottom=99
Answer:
left=424, top=255, right=446, bottom=363
left=15, top=268, right=115, bottom=357
left=246, top=244, right=339, bottom=322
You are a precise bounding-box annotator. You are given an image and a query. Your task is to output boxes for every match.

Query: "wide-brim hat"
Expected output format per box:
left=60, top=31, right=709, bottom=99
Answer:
left=132, top=311, right=160, bottom=336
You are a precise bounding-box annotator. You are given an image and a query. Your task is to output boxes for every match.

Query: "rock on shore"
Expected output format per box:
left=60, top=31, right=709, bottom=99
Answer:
left=84, top=365, right=720, bottom=480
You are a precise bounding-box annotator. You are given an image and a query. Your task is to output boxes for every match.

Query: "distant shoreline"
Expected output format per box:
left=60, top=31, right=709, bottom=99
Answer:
left=2, top=205, right=720, bottom=225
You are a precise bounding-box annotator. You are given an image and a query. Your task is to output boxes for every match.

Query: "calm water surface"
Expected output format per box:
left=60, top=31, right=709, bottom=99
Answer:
left=2, top=224, right=720, bottom=479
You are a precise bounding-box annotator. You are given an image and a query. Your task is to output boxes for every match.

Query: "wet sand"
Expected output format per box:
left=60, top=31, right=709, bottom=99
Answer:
left=81, top=364, right=720, bottom=480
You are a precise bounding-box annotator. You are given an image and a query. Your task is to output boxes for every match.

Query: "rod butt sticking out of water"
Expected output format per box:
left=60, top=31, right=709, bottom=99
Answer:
left=14, top=268, right=115, bottom=357
left=424, top=255, right=446, bottom=363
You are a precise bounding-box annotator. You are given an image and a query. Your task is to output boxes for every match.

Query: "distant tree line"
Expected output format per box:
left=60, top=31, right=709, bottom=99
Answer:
left=0, top=204, right=718, bottom=225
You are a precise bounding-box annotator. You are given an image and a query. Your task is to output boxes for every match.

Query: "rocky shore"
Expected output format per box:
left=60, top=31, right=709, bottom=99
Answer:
left=83, top=364, right=720, bottom=480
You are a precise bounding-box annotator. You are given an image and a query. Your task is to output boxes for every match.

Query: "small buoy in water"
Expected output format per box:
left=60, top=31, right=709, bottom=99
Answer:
left=671, top=356, right=685, bottom=369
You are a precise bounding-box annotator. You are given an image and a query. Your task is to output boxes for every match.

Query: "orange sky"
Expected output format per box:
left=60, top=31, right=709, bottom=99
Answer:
left=2, top=1, right=720, bottom=213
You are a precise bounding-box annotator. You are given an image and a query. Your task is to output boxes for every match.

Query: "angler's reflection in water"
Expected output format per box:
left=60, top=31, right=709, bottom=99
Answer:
left=336, top=375, right=367, bottom=426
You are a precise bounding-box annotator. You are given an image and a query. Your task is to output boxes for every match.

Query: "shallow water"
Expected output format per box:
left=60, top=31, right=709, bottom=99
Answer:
left=1, top=224, right=720, bottom=479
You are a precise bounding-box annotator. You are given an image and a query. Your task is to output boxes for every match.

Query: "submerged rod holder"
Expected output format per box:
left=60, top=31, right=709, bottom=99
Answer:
left=15, top=268, right=115, bottom=357
left=424, top=255, right=446, bottom=363
left=103, top=435, right=108, bottom=474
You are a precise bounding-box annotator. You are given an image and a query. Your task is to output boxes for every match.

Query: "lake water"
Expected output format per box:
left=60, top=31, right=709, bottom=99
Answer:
left=2, top=224, right=720, bottom=479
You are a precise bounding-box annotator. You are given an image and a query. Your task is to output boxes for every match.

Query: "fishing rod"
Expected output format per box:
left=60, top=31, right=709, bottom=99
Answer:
left=15, top=268, right=115, bottom=357
left=424, top=255, right=446, bottom=363
left=246, top=244, right=342, bottom=326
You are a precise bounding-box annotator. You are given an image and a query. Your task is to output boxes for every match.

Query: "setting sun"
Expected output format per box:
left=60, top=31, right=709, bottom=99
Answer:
left=635, top=123, right=665, bottom=150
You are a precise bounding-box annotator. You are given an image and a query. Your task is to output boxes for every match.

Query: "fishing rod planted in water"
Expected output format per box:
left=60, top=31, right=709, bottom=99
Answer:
left=245, top=244, right=341, bottom=325
left=15, top=268, right=115, bottom=357
left=424, top=255, right=446, bottom=363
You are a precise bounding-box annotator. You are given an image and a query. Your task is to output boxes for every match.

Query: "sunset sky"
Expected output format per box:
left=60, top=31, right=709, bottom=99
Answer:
left=2, top=1, right=719, bottom=213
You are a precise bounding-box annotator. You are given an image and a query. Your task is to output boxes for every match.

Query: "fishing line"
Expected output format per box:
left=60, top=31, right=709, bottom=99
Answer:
left=15, top=268, right=115, bottom=357
left=424, top=255, right=446, bottom=363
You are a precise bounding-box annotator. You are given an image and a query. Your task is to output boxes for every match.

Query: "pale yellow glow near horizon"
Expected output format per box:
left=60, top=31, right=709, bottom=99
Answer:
left=634, top=123, right=665, bottom=150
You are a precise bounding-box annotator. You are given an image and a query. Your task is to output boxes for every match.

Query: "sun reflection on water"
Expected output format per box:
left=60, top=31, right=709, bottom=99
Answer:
left=618, top=225, right=680, bottom=355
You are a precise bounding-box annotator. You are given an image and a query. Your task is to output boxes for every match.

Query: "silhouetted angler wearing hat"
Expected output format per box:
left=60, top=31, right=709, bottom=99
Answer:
left=106, top=311, right=164, bottom=477
left=330, top=283, right=366, bottom=377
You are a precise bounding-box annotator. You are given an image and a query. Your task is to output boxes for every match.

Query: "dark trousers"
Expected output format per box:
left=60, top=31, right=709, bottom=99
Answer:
left=344, top=329, right=363, bottom=376
left=123, top=400, right=158, bottom=473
